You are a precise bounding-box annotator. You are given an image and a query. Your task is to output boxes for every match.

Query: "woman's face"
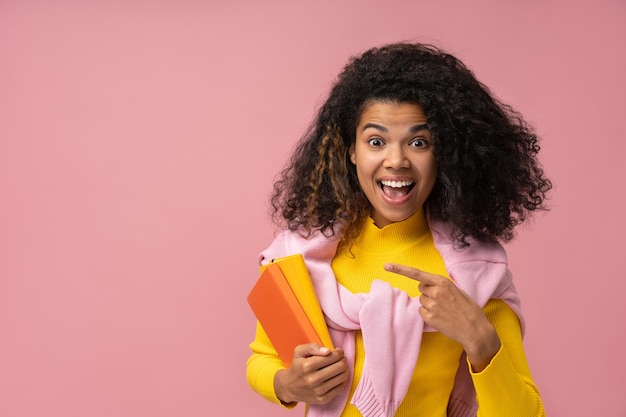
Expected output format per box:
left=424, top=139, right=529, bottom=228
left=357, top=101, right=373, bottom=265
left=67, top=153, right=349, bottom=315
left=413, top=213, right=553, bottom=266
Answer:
left=350, top=101, right=437, bottom=228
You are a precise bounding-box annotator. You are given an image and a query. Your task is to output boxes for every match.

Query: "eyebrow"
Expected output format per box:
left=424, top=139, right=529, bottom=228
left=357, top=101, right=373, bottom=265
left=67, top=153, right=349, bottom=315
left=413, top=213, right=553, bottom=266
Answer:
left=361, top=123, right=429, bottom=133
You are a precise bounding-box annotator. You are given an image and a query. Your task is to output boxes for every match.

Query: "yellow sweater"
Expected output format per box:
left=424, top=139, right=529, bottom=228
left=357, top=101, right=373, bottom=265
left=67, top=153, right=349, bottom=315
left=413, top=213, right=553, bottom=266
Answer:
left=247, top=210, right=544, bottom=416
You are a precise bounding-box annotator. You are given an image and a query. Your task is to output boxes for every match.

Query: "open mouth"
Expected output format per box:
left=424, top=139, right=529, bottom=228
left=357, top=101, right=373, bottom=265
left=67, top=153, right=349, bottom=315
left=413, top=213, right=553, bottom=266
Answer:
left=379, top=180, right=415, bottom=199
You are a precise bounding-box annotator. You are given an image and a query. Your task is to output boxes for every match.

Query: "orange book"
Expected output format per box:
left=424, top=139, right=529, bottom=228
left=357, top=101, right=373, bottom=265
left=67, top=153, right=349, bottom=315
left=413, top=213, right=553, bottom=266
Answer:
left=263, top=254, right=334, bottom=351
left=247, top=262, right=323, bottom=367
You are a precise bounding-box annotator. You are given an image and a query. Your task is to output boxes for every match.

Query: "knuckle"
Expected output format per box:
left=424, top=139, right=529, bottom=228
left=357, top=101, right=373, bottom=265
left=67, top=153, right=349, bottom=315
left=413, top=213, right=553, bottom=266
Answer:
left=301, top=360, right=315, bottom=374
left=313, top=389, right=329, bottom=403
left=316, top=395, right=330, bottom=404
left=304, top=373, right=318, bottom=385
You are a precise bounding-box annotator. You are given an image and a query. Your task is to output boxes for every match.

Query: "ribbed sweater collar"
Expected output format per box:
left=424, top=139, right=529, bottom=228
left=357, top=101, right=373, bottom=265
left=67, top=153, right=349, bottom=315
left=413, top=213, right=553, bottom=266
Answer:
left=354, top=209, right=430, bottom=254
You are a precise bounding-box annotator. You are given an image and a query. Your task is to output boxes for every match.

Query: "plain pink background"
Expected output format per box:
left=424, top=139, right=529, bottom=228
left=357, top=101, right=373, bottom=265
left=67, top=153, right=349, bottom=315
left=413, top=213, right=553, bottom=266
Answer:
left=1, top=1, right=624, bottom=416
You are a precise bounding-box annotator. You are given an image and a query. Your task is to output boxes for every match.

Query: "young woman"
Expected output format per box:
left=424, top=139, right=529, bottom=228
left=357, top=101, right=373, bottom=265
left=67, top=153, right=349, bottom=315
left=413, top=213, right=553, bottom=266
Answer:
left=247, top=42, right=550, bottom=417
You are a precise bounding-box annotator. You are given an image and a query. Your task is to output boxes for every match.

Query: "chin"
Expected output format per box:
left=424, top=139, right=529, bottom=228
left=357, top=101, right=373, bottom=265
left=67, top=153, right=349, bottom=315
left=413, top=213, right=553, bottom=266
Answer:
left=374, top=210, right=416, bottom=227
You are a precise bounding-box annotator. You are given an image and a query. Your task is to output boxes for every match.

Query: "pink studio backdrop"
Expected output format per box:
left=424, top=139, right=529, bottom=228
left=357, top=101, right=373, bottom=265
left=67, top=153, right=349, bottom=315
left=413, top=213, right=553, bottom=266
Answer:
left=1, top=1, right=624, bottom=416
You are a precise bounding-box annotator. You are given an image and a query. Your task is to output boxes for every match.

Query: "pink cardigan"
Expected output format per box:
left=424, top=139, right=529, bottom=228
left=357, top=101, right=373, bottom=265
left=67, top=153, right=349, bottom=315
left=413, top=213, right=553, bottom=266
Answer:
left=259, top=219, right=523, bottom=417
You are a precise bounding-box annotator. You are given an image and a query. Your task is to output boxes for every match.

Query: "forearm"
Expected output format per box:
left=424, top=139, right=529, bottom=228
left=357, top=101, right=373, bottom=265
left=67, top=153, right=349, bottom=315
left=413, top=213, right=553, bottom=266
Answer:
left=463, top=320, right=501, bottom=373
left=246, top=323, right=296, bottom=407
left=472, top=346, right=544, bottom=417
left=473, top=299, right=545, bottom=417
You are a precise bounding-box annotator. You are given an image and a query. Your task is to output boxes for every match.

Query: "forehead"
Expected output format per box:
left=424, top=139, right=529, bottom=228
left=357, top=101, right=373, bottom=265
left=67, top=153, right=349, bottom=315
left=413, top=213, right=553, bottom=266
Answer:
left=357, top=100, right=428, bottom=128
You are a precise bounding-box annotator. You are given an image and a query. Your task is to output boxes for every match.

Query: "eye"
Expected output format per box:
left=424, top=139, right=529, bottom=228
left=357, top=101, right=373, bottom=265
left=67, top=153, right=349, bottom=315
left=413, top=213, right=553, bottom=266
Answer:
left=367, top=137, right=384, bottom=147
left=409, top=137, right=429, bottom=148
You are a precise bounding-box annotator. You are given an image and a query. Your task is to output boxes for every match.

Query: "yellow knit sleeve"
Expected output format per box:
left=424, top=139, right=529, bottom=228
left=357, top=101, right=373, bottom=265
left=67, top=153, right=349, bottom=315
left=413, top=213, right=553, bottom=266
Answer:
left=469, top=299, right=545, bottom=417
left=246, top=322, right=297, bottom=408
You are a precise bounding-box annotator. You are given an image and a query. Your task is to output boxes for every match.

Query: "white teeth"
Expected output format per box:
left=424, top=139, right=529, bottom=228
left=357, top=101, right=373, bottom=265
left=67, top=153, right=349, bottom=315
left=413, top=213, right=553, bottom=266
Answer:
left=380, top=180, right=414, bottom=188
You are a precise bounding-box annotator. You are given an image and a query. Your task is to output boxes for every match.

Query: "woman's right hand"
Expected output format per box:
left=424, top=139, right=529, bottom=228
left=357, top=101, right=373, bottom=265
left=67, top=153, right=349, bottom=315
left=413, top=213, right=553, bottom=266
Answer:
left=273, top=343, right=349, bottom=405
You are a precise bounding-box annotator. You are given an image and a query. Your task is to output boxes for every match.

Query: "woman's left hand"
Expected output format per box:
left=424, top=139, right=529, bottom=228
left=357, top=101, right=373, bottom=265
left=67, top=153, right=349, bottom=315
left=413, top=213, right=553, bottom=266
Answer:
left=384, top=262, right=501, bottom=372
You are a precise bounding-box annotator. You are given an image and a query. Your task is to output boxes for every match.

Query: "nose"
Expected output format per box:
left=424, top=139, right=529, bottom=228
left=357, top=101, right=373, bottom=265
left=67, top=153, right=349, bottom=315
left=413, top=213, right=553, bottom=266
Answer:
left=384, top=145, right=410, bottom=169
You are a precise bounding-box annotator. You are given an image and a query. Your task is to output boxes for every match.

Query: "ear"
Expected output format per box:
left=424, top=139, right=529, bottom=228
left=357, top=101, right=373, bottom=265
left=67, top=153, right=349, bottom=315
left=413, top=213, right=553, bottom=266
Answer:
left=349, top=144, right=356, bottom=165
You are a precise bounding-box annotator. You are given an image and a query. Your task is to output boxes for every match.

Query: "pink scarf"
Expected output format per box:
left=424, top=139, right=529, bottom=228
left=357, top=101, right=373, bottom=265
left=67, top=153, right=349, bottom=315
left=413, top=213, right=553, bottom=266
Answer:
left=259, top=219, right=523, bottom=417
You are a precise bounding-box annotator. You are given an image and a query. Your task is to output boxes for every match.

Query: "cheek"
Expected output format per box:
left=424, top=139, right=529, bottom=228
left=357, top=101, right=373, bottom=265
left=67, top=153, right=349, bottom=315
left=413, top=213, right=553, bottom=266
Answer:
left=353, top=162, right=375, bottom=193
left=421, top=157, right=438, bottom=187
left=429, top=159, right=438, bottom=179
left=355, top=165, right=368, bottom=188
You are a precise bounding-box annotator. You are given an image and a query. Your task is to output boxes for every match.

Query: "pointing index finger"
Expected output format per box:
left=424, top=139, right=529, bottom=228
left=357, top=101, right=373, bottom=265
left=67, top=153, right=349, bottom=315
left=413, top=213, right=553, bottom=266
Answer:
left=384, top=263, right=440, bottom=285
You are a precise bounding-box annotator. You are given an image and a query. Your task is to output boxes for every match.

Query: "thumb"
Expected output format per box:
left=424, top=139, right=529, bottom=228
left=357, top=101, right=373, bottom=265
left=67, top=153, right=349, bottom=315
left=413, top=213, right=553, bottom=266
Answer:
left=293, top=343, right=331, bottom=359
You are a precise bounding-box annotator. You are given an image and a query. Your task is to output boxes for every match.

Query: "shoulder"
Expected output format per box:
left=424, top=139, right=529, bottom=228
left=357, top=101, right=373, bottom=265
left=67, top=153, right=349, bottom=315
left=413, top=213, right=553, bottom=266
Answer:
left=430, top=220, right=519, bottom=310
left=258, top=228, right=340, bottom=266
left=428, top=218, right=508, bottom=266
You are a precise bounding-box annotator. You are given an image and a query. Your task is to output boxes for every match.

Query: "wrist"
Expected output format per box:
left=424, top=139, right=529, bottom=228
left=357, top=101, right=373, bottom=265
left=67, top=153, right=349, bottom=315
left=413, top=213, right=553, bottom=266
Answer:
left=274, top=369, right=296, bottom=405
left=464, top=323, right=501, bottom=373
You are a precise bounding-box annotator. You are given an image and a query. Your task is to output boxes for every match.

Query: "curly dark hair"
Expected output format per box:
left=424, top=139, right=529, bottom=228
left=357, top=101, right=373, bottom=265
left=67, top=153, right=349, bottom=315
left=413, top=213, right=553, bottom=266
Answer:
left=271, top=42, right=552, bottom=247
